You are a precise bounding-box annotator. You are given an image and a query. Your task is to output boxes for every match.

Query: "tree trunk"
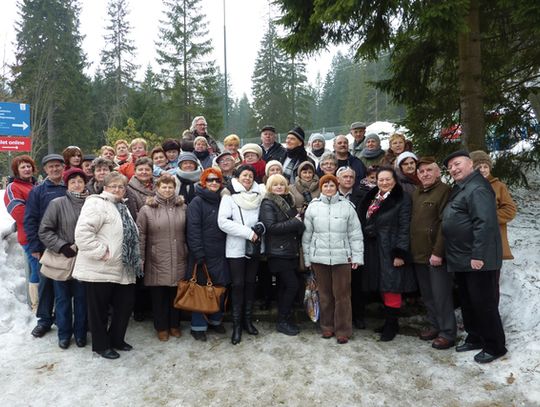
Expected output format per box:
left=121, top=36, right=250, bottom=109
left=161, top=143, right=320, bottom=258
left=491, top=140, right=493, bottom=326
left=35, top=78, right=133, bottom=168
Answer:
left=457, top=0, right=485, bottom=151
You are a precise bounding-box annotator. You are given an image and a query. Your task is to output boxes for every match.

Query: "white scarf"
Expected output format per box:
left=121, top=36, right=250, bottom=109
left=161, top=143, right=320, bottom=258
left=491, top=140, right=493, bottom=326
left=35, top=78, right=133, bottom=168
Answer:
left=230, top=178, right=263, bottom=210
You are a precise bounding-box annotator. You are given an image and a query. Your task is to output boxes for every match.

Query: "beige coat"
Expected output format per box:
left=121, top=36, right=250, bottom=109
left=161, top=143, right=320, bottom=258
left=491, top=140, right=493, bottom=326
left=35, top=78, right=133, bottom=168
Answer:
left=73, top=192, right=134, bottom=285
left=489, top=176, right=517, bottom=260
left=137, top=195, right=188, bottom=286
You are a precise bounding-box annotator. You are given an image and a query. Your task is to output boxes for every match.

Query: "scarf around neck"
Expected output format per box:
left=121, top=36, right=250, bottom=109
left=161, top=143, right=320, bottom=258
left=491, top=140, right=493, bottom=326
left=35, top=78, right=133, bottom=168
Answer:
left=114, top=202, right=143, bottom=279
left=230, top=178, right=263, bottom=210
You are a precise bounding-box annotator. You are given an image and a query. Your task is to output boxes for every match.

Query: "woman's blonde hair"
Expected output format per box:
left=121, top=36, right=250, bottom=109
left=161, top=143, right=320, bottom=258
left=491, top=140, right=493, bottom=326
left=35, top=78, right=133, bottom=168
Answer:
left=266, top=174, right=290, bottom=194
left=129, top=137, right=147, bottom=151
left=223, top=134, right=240, bottom=146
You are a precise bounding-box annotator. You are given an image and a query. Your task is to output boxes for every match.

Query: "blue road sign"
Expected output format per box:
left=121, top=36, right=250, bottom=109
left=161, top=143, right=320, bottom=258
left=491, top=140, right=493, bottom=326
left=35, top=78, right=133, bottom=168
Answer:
left=0, top=102, right=31, bottom=137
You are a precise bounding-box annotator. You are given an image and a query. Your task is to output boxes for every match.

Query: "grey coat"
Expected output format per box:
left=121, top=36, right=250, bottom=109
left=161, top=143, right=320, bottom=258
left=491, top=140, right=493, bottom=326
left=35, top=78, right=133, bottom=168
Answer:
left=39, top=192, right=86, bottom=253
left=126, top=176, right=155, bottom=220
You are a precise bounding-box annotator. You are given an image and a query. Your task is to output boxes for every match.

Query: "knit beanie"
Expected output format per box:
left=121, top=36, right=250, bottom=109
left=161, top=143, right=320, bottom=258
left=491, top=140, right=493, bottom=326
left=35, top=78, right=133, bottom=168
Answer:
left=395, top=151, right=418, bottom=169
left=265, top=160, right=283, bottom=177
left=63, top=167, right=87, bottom=185
left=288, top=126, right=305, bottom=144
left=308, top=133, right=325, bottom=145
left=241, top=143, right=263, bottom=158
left=365, top=133, right=381, bottom=145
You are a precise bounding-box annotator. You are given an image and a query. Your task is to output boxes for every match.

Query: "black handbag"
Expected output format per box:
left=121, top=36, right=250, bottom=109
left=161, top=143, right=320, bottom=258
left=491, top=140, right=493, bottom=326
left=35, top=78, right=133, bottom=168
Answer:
left=239, top=207, right=261, bottom=259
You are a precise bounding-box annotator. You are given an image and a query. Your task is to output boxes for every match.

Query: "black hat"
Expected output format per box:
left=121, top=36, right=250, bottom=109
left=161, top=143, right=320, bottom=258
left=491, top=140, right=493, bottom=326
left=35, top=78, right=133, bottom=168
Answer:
left=260, top=125, right=276, bottom=133
left=288, top=126, right=305, bottom=143
left=443, top=150, right=470, bottom=168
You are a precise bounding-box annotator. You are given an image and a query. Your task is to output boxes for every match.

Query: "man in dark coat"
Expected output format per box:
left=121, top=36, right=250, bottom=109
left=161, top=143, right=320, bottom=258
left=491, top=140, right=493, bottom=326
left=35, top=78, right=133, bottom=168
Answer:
left=410, top=157, right=456, bottom=350
left=333, top=135, right=366, bottom=187
left=24, top=154, right=67, bottom=338
left=441, top=150, right=506, bottom=363
left=259, top=125, right=286, bottom=163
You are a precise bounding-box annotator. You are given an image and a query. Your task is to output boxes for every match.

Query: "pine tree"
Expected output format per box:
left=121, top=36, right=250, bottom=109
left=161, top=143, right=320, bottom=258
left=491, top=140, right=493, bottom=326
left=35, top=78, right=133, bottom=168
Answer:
left=100, top=0, right=138, bottom=128
left=155, top=0, right=223, bottom=136
left=229, top=94, right=257, bottom=138
left=12, top=0, right=92, bottom=156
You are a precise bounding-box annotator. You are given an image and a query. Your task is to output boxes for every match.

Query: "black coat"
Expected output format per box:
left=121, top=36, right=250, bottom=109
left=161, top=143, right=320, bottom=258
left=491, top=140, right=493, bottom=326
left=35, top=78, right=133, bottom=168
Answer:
left=442, top=170, right=502, bottom=272
left=261, top=141, right=286, bottom=163
left=358, top=183, right=417, bottom=292
left=259, top=193, right=305, bottom=259
left=186, top=184, right=230, bottom=285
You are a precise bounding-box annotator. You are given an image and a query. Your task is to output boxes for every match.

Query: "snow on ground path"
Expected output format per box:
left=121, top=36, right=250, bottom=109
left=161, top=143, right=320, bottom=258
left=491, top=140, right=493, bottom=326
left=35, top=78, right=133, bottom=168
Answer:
left=1, top=174, right=540, bottom=406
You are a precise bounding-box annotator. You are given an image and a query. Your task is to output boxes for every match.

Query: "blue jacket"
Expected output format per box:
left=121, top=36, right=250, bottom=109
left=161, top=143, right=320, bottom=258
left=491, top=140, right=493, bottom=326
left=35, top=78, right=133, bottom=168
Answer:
left=23, top=178, right=67, bottom=253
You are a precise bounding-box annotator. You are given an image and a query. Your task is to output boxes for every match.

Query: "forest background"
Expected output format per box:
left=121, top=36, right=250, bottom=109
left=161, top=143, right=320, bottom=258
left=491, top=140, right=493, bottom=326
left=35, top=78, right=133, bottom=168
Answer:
left=0, top=0, right=539, bottom=181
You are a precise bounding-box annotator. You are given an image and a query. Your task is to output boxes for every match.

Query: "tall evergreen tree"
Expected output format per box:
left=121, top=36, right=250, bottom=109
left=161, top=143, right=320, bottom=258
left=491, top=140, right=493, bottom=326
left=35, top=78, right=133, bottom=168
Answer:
left=12, top=0, right=92, bottom=156
left=100, top=0, right=138, bottom=128
left=229, top=94, right=257, bottom=138
left=155, top=0, right=223, bottom=137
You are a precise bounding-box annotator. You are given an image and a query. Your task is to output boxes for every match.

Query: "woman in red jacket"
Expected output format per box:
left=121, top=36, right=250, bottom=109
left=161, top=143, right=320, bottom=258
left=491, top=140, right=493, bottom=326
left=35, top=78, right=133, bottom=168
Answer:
left=4, top=155, right=39, bottom=312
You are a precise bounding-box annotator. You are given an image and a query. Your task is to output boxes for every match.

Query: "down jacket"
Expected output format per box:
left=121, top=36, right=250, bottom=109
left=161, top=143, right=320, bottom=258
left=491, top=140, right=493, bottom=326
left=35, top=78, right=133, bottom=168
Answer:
left=259, top=193, right=305, bottom=259
left=72, top=191, right=135, bottom=285
left=38, top=192, right=86, bottom=253
left=137, top=194, right=187, bottom=287
left=302, top=193, right=363, bottom=267
left=4, top=177, right=36, bottom=245
left=218, top=178, right=264, bottom=258
left=186, top=185, right=230, bottom=286
left=358, top=183, right=416, bottom=293
left=442, top=170, right=502, bottom=272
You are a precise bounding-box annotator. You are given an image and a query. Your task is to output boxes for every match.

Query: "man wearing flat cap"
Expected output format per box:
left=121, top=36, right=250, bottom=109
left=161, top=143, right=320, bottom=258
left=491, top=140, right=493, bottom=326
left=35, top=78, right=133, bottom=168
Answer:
left=350, top=121, right=367, bottom=159
left=24, top=154, right=67, bottom=339
left=259, top=125, right=286, bottom=163
left=410, top=157, right=456, bottom=350
left=441, top=150, right=506, bottom=363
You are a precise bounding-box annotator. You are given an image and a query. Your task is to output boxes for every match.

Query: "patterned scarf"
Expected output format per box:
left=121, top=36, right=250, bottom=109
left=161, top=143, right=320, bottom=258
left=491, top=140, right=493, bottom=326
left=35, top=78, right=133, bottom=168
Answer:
left=115, top=201, right=143, bottom=279
left=366, top=190, right=390, bottom=219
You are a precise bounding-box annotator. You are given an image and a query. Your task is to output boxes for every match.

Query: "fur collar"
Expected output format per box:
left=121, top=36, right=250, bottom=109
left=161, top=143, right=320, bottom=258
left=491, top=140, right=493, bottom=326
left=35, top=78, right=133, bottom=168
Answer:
left=145, top=194, right=185, bottom=208
left=360, top=182, right=404, bottom=217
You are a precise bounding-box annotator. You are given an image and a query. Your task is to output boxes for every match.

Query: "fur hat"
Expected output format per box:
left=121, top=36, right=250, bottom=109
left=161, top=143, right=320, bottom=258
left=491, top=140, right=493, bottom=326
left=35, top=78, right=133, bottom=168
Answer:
left=395, top=151, right=418, bottom=168
left=469, top=150, right=492, bottom=169
left=241, top=143, right=263, bottom=159
left=319, top=173, right=339, bottom=189
left=265, top=160, right=283, bottom=177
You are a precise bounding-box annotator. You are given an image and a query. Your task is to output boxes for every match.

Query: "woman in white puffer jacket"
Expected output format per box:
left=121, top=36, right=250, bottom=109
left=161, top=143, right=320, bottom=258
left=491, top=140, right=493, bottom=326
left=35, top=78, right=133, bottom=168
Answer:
left=302, top=173, right=363, bottom=344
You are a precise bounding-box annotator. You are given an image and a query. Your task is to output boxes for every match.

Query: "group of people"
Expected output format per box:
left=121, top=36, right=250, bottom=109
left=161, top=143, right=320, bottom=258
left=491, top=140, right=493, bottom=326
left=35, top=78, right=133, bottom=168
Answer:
left=3, top=116, right=516, bottom=364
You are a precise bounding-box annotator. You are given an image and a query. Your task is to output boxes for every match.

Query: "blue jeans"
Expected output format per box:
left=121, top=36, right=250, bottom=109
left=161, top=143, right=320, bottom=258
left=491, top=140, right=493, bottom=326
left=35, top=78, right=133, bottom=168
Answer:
left=191, top=293, right=226, bottom=331
left=53, top=279, right=87, bottom=341
left=22, top=244, right=40, bottom=283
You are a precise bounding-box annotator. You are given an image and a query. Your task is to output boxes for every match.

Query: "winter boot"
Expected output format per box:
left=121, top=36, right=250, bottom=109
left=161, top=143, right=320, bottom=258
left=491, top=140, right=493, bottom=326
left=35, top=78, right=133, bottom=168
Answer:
left=231, top=303, right=243, bottom=345
left=276, top=314, right=300, bottom=336
left=380, top=306, right=400, bottom=342
left=28, top=283, right=39, bottom=314
left=243, top=300, right=259, bottom=335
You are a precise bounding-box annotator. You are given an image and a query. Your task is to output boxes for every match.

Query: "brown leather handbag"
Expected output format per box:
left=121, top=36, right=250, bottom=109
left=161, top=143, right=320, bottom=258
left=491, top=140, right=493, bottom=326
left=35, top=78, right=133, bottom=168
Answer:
left=173, top=264, right=226, bottom=314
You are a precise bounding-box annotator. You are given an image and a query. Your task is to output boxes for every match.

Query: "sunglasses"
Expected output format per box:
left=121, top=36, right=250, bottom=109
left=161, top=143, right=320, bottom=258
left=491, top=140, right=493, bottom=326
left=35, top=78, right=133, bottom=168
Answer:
left=206, top=178, right=222, bottom=184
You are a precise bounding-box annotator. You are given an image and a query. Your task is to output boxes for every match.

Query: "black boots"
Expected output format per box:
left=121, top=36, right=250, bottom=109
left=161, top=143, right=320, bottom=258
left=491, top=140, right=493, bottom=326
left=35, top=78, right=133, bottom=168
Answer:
left=231, top=303, right=242, bottom=345
left=243, top=301, right=259, bottom=335
left=276, top=314, right=300, bottom=336
left=380, top=306, right=400, bottom=342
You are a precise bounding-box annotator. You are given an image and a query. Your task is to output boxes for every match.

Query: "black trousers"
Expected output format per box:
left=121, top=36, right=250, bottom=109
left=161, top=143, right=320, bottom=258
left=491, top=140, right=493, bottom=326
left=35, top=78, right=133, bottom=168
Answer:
left=149, top=286, right=180, bottom=331
left=268, top=257, right=299, bottom=317
left=455, top=270, right=506, bottom=355
left=351, top=265, right=367, bottom=321
left=86, top=282, right=135, bottom=352
left=228, top=257, right=259, bottom=309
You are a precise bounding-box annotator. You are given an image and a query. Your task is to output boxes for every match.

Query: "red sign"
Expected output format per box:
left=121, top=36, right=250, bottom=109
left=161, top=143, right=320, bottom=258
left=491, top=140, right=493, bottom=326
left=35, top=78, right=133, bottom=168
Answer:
left=0, top=136, right=32, bottom=152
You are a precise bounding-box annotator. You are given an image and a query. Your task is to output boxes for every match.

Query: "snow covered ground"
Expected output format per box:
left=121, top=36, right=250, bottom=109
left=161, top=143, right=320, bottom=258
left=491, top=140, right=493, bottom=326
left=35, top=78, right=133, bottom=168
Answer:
left=1, top=173, right=539, bottom=406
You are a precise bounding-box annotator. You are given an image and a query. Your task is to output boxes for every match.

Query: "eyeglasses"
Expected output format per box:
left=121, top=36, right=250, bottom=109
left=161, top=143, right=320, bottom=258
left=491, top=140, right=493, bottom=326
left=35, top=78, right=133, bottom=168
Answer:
left=206, top=178, right=222, bottom=184
left=106, top=184, right=126, bottom=190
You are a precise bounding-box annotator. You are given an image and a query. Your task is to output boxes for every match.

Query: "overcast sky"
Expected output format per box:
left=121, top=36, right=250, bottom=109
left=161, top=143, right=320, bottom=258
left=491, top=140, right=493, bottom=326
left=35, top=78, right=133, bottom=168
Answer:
left=0, top=0, right=337, bottom=100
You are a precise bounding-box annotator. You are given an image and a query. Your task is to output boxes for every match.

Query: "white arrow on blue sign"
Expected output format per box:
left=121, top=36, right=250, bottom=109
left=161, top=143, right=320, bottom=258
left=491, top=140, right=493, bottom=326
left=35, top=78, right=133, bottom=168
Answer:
left=0, top=102, right=31, bottom=137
